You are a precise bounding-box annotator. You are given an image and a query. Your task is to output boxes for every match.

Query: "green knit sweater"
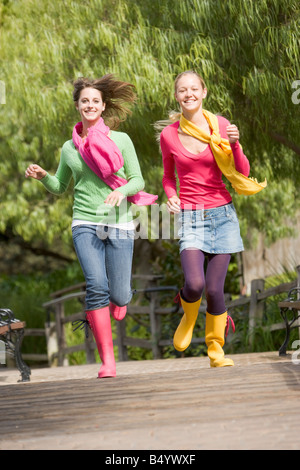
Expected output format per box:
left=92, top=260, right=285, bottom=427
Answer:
left=41, top=131, right=145, bottom=224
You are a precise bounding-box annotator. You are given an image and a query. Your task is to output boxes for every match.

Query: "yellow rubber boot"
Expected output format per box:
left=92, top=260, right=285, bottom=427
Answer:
left=173, top=294, right=201, bottom=352
left=205, top=311, right=234, bottom=367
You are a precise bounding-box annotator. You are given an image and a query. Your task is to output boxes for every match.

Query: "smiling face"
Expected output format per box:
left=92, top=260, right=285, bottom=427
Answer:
left=175, top=73, right=207, bottom=116
left=75, top=87, right=105, bottom=126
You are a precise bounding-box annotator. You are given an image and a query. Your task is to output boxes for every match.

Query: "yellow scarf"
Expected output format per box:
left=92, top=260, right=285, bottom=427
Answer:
left=179, top=110, right=267, bottom=195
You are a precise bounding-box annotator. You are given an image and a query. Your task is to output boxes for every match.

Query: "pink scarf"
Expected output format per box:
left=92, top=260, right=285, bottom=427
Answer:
left=72, top=118, right=157, bottom=205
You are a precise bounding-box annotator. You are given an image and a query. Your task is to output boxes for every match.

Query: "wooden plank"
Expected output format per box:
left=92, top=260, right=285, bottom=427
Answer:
left=249, top=279, right=265, bottom=346
left=50, top=282, right=86, bottom=298
left=43, top=291, right=86, bottom=308
left=48, top=275, right=163, bottom=299
left=24, top=328, right=45, bottom=337
left=0, top=353, right=299, bottom=450
left=227, top=296, right=250, bottom=308
left=61, top=312, right=84, bottom=324
left=0, top=321, right=26, bottom=335
left=158, top=336, right=206, bottom=347
left=257, top=279, right=297, bottom=300
left=22, top=353, right=48, bottom=361
left=127, top=305, right=176, bottom=315
left=122, top=336, right=153, bottom=349
left=278, top=301, right=300, bottom=309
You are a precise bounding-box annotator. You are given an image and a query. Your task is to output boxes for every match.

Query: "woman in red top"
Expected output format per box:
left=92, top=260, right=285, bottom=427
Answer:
left=160, top=70, right=249, bottom=367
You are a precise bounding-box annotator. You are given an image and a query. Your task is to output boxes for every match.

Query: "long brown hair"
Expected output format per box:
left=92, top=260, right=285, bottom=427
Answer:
left=73, top=74, right=136, bottom=129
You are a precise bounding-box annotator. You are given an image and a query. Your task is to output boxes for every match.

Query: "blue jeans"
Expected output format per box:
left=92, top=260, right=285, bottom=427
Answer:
left=72, top=224, right=134, bottom=311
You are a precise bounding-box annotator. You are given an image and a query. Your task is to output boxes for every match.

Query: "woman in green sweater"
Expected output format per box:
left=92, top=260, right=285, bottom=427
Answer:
left=25, top=75, right=157, bottom=378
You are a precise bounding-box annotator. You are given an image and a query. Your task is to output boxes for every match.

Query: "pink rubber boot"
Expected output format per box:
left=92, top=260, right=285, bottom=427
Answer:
left=86, top=307, right=116, bottom=378
left=110, top=302, right=127, bottom=321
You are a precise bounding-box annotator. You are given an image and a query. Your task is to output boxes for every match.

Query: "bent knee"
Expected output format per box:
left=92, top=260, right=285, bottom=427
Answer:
left=183, top=281, right=204, bottom=302
left=110, top=290, right=132, bottom=307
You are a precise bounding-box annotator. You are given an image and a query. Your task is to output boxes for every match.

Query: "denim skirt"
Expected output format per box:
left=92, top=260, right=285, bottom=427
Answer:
left=178, top=203, right=244, bottom=254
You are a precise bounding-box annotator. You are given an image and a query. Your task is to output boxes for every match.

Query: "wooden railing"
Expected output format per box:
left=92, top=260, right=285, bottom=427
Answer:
left=41, top=267, right=300, bottom=366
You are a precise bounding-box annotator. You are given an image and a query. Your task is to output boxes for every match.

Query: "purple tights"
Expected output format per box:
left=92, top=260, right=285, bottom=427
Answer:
left=180, top=249, right=231, bottom=315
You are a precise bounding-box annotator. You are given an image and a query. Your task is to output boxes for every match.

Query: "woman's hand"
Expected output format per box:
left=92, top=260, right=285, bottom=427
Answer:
left=167, top=195, right=181, bottom=213
left=25, top=164, right=47, bottom=180
left=226, top=124, right=240, bottom=144
left=104, top=190, right=125, bottom=207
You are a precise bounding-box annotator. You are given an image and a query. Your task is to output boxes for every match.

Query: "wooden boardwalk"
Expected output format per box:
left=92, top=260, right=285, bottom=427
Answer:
left=1, top=352, right=300, bottom=450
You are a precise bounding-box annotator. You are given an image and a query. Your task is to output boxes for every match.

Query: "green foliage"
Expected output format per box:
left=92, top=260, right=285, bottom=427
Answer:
left=0, top=0, right=299, bottom=259
left=233, top=165, right=298, bottom=247
left=0, top=0, right=300, bottom=362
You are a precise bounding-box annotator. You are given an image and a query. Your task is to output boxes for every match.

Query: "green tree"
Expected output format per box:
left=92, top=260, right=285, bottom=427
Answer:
left=0, top=0, right=299, bottom=270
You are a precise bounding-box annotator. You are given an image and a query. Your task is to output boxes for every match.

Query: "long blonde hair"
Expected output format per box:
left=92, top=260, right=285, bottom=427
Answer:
left=153, top=70, right=206, bottom=141
left=174, top=70, right=206, bottom=93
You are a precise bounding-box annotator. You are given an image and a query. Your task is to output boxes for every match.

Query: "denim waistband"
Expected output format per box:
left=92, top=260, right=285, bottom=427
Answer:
left=181, top=202, right=233, bottom=220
